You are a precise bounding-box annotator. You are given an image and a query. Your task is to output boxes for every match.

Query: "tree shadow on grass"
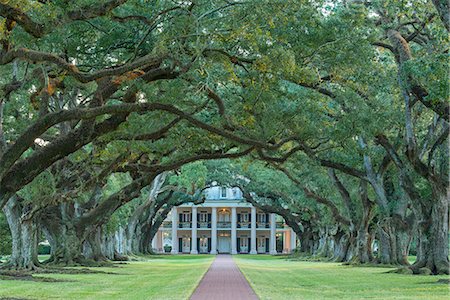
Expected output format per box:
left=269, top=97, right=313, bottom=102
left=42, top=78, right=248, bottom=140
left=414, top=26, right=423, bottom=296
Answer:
left=35, top=267, right=122, bottom=275
left=0, top=273, right=72, bottom=283
left=416, top=278, right=450, bottom=285
left=0, top=267, right=128, bottom=282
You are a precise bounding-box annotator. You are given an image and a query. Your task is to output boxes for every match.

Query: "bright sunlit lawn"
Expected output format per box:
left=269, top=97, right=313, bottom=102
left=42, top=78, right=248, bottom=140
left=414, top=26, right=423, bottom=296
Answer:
left=0, top=255, right=214, bottom=300
left=234, top=255, right=450, bottom=300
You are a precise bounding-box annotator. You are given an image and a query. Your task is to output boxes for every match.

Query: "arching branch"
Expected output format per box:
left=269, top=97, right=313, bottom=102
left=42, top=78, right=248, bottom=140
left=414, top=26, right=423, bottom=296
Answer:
left=0, top=48, right=165, bottom=84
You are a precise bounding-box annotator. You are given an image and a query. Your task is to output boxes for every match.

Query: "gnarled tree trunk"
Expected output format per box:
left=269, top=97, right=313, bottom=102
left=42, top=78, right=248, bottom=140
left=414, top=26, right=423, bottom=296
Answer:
left=2, top=196, right=40, bottom=270
left=40, top=204, right=85, bottom=266
left=412, top=188, right=449, bottom=274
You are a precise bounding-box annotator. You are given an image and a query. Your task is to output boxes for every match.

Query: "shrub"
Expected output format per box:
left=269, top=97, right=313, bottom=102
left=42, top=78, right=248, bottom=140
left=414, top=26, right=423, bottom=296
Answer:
left=38, top=244, right=51, bottom=255
left=164, top=245, right=172, bottom=253
left=0, top=212, right=12, bottom=255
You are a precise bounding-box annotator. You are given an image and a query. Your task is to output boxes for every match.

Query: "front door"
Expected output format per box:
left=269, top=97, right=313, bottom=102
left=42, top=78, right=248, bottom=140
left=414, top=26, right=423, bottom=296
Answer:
left=182, top=237, right=191, bottom=253
left=199, top=237, right=208, bottom=253
left=240, top=237, right=249, bottom=253
left=218, top=236, right=231, bottom=253
left=257, top=237, right=266, bottom=253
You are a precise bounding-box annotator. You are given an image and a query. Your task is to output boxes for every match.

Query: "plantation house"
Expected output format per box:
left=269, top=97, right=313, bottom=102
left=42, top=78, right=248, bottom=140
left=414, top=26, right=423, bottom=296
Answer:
left=152, top=186, right=297, bottom=254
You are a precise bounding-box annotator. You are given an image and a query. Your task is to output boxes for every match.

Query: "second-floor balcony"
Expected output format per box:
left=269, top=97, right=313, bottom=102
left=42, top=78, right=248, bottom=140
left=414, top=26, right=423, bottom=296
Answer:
left=162, top=221, right=172, bottom=228
left=179, top=222, right=191, bottom=229
left=177, top=222, right=214, bottom=229
left=257, top=222, right=269, bottom=228
left=217, top=221, right=231, bottom=228
left=167, top=220, right=284, bottom=230
left=238, top=222, right=251, bottom=229
left=198, top=222, right=211, bottom=228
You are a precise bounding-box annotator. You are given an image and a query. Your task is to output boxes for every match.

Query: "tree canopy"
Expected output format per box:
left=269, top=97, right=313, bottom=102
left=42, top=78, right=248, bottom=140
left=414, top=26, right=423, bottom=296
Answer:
left=0, top=0, right=448, bottom=275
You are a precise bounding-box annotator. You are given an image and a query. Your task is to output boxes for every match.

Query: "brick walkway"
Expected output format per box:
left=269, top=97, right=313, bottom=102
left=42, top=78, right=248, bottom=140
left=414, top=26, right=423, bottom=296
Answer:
left=190, top=255, right=259, bottom=300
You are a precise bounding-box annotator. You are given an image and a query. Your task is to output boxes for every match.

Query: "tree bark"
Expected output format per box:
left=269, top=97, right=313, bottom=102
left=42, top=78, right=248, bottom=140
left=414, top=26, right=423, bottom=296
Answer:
left=2, top=196, right=40, bottom=270
left=375, top=133, right=449, bottom=273
left=432, top=0, right=450, bottom=32
left=352, top=181, right=375, bottom=264
left=358, top=137, right=410, bottom=265
left=375, top=219, right=411, bottom=266
left=125, top=173, right=166, bottom=255
left=354, top=226, right=372, bottom=263
left=376, top=224, right=396, bottom=264
left=298, top=223, right=320, bottom=255
left=412, top=188, right=449, bottom=274
left=40, top=203, right=85, bottom=266
left=84, top=228, right=109, bottom=262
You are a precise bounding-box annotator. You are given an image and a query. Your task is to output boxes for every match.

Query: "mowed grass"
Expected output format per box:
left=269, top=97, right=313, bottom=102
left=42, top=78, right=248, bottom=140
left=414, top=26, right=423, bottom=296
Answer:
left=234, top=255, right=450, bottom=300
left=2, top=254, right=449, bottom=300
left=0, top=255, right=214, bottom=300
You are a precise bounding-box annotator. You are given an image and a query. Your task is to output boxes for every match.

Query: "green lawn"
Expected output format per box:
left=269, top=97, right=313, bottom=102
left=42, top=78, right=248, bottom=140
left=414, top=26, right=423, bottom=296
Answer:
left=2, top=255, right=449, bottom=300
left=0, top=255, right=214, bottom=300
left=234, top=255, right=449, bottom=300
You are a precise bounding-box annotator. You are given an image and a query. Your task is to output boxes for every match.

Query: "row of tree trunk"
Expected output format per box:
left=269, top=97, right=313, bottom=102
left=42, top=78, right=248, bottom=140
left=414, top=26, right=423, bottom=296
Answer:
left=1, top=174, right=173, bottom=269
left=2, top=201, right=166, bottom=269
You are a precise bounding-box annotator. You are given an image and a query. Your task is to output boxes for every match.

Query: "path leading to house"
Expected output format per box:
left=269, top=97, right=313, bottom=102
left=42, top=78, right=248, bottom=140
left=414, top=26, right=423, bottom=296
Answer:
left=190, top=255, right=259, bottom=300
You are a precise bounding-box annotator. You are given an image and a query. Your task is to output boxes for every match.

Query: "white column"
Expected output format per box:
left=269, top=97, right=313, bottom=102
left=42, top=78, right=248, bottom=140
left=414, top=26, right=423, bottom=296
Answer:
left=250, top=207, right=257, bottom=254
left=231, top=207, right=237, bottom=254
left=157, top=231, right=163, bottom=253
left=152, top=233, right=157, bottom=252
left=191, top=206, right=198, bottom=254
left=290, top=228, right=297, bottom=252
left=210, top=207, right=217, bottom=254
left=269, top=213, right=277, bottom=255
left=171, top=207, right=178, bottom=254
left=283, top=230, right=292, bottom=254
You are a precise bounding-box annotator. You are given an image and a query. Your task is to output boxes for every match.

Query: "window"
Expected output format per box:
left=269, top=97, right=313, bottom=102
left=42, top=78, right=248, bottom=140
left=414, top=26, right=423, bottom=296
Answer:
left=257, top=213, right=266, bottom=223
left=221, top=187, right=227, bottom=198
left=218, top=209, right=230, bottom=222
left=199, top=212, right=208, bottom=223
left=241, top=212, right=249, bottom=222
left=181, top=211, right=191, bottom=222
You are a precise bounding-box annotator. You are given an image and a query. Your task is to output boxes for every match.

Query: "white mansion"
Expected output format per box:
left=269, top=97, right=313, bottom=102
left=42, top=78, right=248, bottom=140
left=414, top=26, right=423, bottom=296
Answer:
left=152, top=186, right=297, bottom=254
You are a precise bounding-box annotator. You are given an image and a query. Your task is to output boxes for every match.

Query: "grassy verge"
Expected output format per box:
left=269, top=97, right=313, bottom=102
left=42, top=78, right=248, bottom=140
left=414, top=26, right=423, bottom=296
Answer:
left=0, top=255, right=214, bottom=300
left=234, top=255, right=450, bottom=300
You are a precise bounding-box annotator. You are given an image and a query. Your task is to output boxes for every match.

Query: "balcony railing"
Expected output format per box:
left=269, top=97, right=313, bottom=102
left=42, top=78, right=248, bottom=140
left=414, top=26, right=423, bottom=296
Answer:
left=162, top=222, right=172, bottom=228
left=217, top=221, right=231, bottom=228
left=178, top=222, right=191, bottom=229
left=165, top=221, right=284, bottom=229
left=238, top=222, right=251, bottom=229
left=257, top=222, right=269, bottom=228
left=198, top=222, right=211, bottom=228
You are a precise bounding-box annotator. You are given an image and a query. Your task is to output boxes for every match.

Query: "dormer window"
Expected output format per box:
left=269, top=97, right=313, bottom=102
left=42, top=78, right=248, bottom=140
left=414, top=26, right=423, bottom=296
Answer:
left=221, top=187, right=227, bottom=198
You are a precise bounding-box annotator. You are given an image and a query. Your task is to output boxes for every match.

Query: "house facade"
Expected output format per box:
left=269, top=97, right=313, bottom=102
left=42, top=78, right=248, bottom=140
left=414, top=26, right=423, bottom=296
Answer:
left=152, top=186, right=297, bottom=254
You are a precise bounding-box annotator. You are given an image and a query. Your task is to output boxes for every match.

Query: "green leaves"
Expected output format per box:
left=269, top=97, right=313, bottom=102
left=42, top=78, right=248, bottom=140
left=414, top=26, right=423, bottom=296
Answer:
left=1, top=0, right=446, bottom=248
left=102, top=172, right=132, bottom=199
left=17, top=170, right=56, bottom=205
left=169, top=161, right=208, bottom=194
